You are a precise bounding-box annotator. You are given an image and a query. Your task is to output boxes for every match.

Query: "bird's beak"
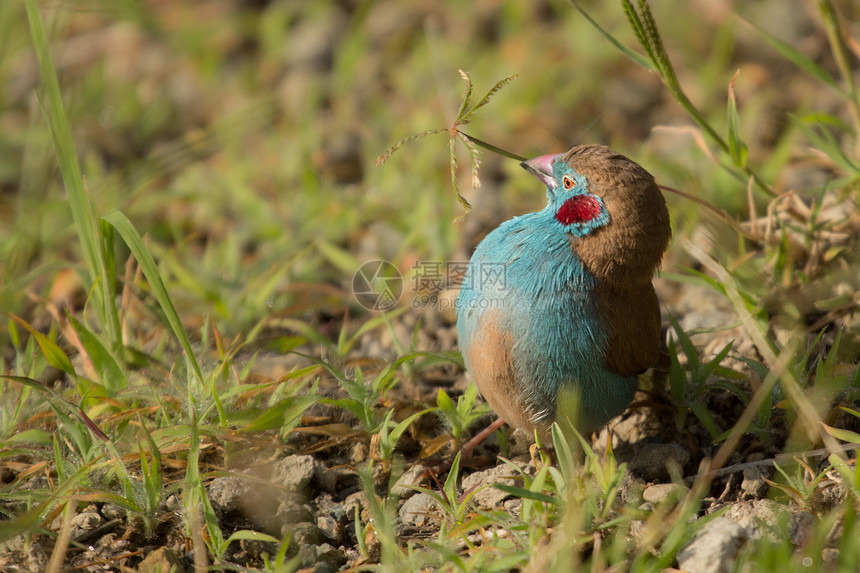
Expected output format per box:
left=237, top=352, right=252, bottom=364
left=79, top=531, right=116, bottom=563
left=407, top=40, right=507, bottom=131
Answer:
left=520, top=153, right=560, bottom=189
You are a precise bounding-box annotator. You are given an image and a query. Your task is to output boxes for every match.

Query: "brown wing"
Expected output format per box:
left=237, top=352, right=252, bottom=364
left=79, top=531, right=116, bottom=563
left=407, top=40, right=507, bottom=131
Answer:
left=594, top=282, right=662, bottom=376
left=562, top=145, right=670, bottom=376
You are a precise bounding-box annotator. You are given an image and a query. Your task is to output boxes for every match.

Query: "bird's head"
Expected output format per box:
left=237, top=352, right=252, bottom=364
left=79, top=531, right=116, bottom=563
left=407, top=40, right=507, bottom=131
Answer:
left=520, top=145, right=671, bottom=285
left=520, top=152, right=609, bottom=237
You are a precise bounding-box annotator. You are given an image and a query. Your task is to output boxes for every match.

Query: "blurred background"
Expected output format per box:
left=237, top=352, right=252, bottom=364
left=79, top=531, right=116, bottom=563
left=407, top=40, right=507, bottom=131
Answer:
left=4, top=0, right=857, bottom=343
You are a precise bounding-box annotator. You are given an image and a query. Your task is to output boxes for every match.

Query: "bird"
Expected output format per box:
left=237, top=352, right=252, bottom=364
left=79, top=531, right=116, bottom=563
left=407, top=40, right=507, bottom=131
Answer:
left=456, top=144, right=671, bottom=445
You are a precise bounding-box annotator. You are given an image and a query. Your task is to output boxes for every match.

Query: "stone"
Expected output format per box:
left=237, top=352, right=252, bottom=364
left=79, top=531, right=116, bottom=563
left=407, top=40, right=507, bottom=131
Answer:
left=316, top=494, right=347, bottom=543
left=813, top=481, right=848, bottom=511
left=316, top=494, right=346, bottom=521
left=460, top=464, right=521, bottom=508
left=618, top=472, right=647, bottom=505
left=642, top=483, right=689, bottom=505
left=503, top=498, right=522, bottom=519
left=208, top=475, right=251, bottom=516
left=315, top=463, right=355, bottom=494
left=506, top=431, right=535, bottom=457
left=751, top=499, right=790, bottom=525
left=677, top=517, right=747, bottom=573
left=0, top=534, right=48, bottom=572
left=600, top=407, right=660, bottom=446
left=399, top=493, right=438, bottom=527
left=165, top=494, right=182, bottom=513
left=349, top=440, right=369, bottom=464
left=276, top=494, right=314, bottom=525
left=391, top=463, right=428, bottom=499
left=71, top=511, right=102, bottom=533
left=740, top=466, right=770, bottom=499
left=344, top=491, right=370, bottom=523
left=272, top=455, right=317, bottom=493
left=102, top=503, right=126, bottom=520
left=208, top=469, right=319, bottom=537
left=315, top=542, right=348, bottom=569
left=317, top=514, right=341, bottom=543
left=283, top=521, right=319, bottom=546
left=821, top=548, right=840, bottom=569
left=627, top=443, right=691, bottom=482
left=724, top=499, right=791, bottom=542
left=95, top=533, right=117, bottom=548
left=790, top=511, right=815, bottom=547
left=138, top=547, right=186, bottom=573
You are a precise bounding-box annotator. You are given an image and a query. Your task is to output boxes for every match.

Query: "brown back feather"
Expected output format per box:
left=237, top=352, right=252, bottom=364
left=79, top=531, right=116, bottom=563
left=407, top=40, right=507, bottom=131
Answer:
left=564, top=145, right=671, bottom=376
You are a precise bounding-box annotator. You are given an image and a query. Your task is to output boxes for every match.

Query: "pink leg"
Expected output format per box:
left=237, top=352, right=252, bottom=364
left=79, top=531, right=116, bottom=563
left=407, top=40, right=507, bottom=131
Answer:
left=461, top=417, right=507, bottom=461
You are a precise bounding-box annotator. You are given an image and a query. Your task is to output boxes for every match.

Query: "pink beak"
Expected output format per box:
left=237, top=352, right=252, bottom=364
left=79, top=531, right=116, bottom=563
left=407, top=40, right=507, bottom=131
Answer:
left=521, top=153, right=561, bottom=189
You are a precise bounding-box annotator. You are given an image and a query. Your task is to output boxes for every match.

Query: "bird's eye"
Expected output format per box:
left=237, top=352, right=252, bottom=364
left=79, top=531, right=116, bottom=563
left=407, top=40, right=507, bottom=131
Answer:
left=562, top=176, right=574, bottom=189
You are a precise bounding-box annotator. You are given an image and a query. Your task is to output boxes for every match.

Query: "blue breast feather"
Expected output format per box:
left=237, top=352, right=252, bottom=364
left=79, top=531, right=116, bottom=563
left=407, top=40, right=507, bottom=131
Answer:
left=457, top=207, right=635, bottom=428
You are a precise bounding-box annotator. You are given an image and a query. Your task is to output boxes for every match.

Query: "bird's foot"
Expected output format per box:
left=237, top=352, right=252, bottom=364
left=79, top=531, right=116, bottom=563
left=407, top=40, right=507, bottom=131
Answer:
left=528, top=442, right=557, bottom=471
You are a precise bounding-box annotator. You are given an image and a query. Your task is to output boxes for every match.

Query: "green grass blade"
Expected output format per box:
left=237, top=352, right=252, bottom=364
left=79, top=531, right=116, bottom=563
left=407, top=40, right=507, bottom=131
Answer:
left=375, top=128, right=447, bottom=165
left=101, top=209, right=204, bottom=384
left=139, top=421, right=163, bottom=515
left=789, top=113, right=860, bottom=175
left=456, top=383, right=478, bottom=418
left=818, top=0, right=860, bottom=132
left=0, top=501, right=53, bottom=544
left=740, top=15, right=842, bottom=93
left=455, top=69, right=474, bottom=122
left=25, top=0, right=121, bottom=347
left=727, top=71, right=749, bottom=168
left=25, top=0, right=93, bottom=276
left=700, top=341, right=734, bottom=381
left=667, top=313, right=701, bottom=380
left=621, top=0, right=655, bottom=63
left=459, top=132, right=525, bottom=162
left=386, top=409, right=432, bottom=448
left=639, top=0, right=682, bottom=94
left=493, top=484, right=557, bottom=505
left=688, top=401, right=724, bottom=439
left=437, top=389, right=458, bottom=424
left=466, top=73, right=519, bottom=118
left=67, top=315, right=128, bottom=393
left=8, top=313, right=75, bottom=376
left=444, top=451, right=462, bottom=505
left=822, top=424, right=860, bottom=444
left=570, top=0, right=655, bottom=71
left=224, top=530, right=279, bottom=546
left=53, top=432, right=67, bottom=482
left=241, top=393, right=320, bottom=433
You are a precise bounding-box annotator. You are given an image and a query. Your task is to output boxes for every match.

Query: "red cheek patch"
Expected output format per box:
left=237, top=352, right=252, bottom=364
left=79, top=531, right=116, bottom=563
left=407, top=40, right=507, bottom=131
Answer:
left=555, top=195, right=602, bottom=225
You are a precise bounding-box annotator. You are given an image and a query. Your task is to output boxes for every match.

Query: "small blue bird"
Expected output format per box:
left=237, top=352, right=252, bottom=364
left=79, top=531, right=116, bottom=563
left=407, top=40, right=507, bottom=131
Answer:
left=456, top=145, right=671, bottom=443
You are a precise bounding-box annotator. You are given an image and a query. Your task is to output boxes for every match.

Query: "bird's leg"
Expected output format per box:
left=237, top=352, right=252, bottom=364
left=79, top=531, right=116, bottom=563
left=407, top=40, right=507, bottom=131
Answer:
left=528, top=442, right=540, bottom=469
left=529, top=439, right=558, bottom=470
left=461, top=417, right=507, bottom=464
